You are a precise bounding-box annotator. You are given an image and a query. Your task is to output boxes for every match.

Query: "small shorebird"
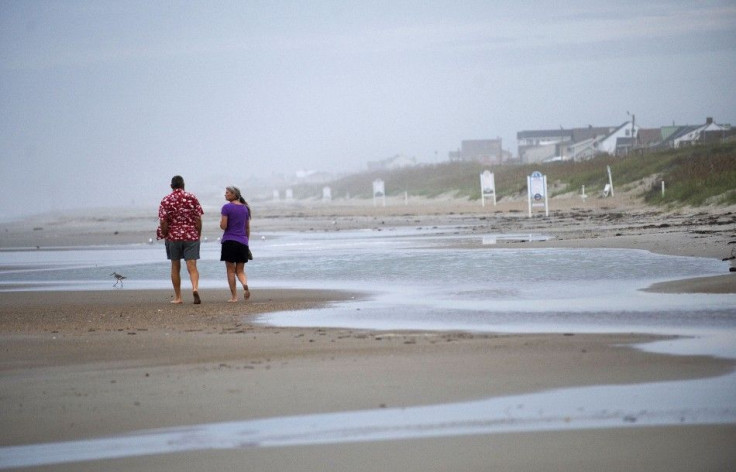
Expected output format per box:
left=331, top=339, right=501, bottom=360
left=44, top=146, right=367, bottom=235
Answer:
left=110, top=272, right=127, bottom=287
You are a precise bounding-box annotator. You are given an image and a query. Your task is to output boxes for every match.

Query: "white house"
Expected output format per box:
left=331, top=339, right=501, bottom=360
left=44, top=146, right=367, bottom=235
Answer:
left=566, top=136, right=605, bottom=160
left=673, top=119, right=729, bottom=147
left=595, top=121, right=640, bottom=155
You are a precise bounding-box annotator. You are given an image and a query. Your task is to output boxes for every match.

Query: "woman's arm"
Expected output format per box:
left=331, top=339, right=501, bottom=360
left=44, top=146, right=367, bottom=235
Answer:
left=245, top=218, right=250, bottom=239
left=220, top=215, right=228, bottom=231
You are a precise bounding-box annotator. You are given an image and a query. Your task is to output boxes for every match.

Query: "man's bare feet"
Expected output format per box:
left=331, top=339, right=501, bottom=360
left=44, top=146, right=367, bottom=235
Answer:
left=193, top=291, right=201, bottom=304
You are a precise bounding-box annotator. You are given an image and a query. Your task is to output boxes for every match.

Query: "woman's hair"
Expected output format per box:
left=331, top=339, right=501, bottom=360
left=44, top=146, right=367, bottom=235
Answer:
left=227, top=186, right=246, bottom=205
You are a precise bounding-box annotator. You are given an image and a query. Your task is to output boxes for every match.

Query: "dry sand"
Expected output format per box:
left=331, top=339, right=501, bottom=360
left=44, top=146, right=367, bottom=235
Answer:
left=1, top=196, right=735, bottom=471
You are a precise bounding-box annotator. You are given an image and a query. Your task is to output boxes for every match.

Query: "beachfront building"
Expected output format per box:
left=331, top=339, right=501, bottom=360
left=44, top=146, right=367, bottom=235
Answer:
left=515, top=118, right=734, bottom=162
left=366, top=154, right=417, bottom=171
left=593, top=121, right=641, bottom=155
left=448, top=138, right=511, bottom=164
left=517, top=129, right=570, bottom=164
left=662, top=117, right=732, bottom=148
left=517, top=126, right=615, bottom=163
left=635, top=128, right=665, bottom=151
left=514, top=116, right=733, bottom=165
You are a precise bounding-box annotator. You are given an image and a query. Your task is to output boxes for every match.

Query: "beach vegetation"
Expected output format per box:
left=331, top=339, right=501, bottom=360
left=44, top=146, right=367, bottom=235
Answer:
left=291, top=141, right=736, bottom=207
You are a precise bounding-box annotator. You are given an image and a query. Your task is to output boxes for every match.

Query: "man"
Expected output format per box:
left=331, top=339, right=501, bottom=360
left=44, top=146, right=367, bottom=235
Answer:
left=158, top=175, right=203, bottom=304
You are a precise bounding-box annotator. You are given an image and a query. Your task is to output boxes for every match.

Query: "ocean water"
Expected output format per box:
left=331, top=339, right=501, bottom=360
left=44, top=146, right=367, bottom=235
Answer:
left=254, top=229, right=736, bottom=337
left=1, top=226, right=735, bottom=467
left=1, top=226, right=735, bottom=350
left=3, top=226, right=731, bottom=334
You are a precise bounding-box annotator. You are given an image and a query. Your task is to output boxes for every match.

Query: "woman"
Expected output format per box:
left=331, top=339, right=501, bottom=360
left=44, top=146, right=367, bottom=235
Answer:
left=219, top=186, right=251, bottom=302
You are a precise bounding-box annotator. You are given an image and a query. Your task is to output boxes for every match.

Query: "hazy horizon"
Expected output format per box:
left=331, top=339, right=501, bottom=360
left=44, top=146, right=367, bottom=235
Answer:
left=2, top=1, right=735, bottom=218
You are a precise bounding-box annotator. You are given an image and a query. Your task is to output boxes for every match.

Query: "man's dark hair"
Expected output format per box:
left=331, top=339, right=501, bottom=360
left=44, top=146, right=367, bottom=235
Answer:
left=171, top=175, right=185, bottom=189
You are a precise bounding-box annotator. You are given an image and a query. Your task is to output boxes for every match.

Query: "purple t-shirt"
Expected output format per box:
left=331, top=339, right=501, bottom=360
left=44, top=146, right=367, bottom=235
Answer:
left=221, top=203, right=250, bottom=246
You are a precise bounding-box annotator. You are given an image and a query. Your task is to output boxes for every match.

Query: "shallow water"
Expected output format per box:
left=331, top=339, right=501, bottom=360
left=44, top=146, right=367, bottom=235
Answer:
left=1, top=227, right=735, bottom=467
left=2, top=374, right=735, bottom=468
left=1, top=226, right=734, bottom=355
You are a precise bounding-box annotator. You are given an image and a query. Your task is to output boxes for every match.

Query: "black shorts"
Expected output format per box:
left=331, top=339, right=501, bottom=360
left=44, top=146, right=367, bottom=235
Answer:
left=220, top=240, right=250, bottom=263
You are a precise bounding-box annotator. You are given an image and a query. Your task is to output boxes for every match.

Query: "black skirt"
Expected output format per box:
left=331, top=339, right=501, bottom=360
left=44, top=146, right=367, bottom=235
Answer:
left=220, top=240, right=250, bottom=263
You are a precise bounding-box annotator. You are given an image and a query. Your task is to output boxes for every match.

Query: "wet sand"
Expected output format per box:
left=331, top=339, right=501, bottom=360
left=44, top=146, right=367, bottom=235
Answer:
left=1, top=197, right=735, bottom=470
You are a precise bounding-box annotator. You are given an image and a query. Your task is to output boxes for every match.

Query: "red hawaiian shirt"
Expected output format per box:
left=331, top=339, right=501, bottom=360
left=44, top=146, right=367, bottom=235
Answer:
left=157, top=189, right=204, bottom=241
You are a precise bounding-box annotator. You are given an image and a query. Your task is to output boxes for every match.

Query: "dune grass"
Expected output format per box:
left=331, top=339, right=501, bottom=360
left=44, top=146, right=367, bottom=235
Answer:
left=290, top=141, right=736, bottom=207
left=639, top=142, right=736, bottom=206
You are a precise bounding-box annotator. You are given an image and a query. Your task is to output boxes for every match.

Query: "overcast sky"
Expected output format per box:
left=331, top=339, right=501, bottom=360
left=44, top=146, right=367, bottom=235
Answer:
left=1, top=0, right=735, bottom=218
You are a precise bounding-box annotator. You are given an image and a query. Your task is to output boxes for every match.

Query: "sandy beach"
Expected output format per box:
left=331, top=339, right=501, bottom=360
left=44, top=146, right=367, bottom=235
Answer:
left=1, top=196, right=735, bottom=471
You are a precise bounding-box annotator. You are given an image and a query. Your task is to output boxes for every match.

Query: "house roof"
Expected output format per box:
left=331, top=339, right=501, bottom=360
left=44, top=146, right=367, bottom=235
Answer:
left=661, top=120, right=727, bottom=144
left=518, top=126, right=615, bottom=141
left=570, top=126, right=614, bottom=142
left=519, top=119, right=725, bottom=150
left=664, top=125, right=700, bottom=143
left=637, top=128, right=663, bottom=146
left=517, top=129, right=572, bottom=139
left=612, top=121, right=633, bottom=134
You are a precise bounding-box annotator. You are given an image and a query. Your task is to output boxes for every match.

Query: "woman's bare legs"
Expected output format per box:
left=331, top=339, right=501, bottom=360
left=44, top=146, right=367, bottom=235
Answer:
left=236, top=262, right=250, bottom=300
left=225, top=262, right=249, bottom=301
left=225, top=262, right=238, bottom=302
